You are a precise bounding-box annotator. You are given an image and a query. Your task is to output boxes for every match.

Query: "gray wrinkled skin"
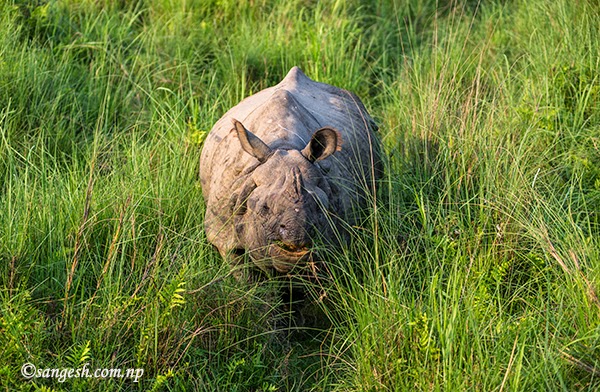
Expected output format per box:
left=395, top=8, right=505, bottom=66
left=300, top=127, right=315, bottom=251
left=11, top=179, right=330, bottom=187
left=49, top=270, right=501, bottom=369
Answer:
left=200, top=66, right=381, bottom=274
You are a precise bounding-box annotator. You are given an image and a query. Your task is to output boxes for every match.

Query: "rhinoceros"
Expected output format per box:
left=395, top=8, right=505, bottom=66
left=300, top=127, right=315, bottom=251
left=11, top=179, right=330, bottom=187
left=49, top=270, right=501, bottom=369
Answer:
left=200, top=66, right=381, bottom=275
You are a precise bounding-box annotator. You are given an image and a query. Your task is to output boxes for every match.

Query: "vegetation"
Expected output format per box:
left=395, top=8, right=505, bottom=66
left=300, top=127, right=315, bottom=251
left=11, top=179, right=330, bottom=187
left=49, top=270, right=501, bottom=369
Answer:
left=1, top=0, right=598, bottom=390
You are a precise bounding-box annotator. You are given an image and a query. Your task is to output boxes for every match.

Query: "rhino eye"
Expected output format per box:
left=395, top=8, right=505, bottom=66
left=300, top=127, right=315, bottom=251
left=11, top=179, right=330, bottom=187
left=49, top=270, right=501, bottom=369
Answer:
left=236, top=203, right=247, bottom=215
left=248, top=199, right=269, bottom=215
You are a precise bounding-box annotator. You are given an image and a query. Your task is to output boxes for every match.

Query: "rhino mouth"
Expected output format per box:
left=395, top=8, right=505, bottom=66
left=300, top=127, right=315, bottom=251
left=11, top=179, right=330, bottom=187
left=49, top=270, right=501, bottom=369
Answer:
left=269, top=242, right=312, bottom=273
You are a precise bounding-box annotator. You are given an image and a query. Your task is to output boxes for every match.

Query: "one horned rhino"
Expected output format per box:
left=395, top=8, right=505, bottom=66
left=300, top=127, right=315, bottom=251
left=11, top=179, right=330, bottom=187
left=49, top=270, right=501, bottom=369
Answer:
left=200, top=66, right=382, bottom=275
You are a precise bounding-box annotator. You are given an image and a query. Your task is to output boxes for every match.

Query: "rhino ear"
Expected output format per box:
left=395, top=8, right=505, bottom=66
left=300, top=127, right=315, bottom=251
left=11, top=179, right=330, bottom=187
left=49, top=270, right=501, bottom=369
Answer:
left=301, top=127, right=342, bottom=163
left=232, top=119, right=273, bottom=163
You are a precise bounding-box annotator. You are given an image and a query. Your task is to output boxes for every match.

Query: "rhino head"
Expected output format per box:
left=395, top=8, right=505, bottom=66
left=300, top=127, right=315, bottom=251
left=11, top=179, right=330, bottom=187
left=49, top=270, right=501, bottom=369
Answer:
left=230, top=119, right=341, bottom=274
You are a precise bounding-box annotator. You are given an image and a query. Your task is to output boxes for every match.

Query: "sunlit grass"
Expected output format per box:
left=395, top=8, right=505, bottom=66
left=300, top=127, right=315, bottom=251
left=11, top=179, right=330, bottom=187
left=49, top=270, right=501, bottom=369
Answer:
left=1, top=0, right=599, bottom=390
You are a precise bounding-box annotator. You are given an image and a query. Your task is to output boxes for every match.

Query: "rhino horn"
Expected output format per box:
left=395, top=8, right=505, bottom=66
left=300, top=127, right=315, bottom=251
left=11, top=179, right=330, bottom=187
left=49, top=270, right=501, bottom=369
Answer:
left=301, top=127, right=342, bottom=163
left=232, top=119, right=273, bottom=163
left=284, top=167, right=304, bottom=202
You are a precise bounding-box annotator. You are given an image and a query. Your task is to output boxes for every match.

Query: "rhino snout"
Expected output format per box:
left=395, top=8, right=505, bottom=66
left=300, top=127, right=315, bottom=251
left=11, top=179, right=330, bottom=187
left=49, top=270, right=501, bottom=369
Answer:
left=278, top=223, right=312, bottom=245
left=279, top=224, right=289, bottom=239
left=277, top=222, right=312, bottom=247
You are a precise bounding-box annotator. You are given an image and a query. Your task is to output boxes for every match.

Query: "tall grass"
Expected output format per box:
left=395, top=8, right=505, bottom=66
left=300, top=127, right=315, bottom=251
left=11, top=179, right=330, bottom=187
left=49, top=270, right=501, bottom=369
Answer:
left=1, top=0, right=599, bottom=390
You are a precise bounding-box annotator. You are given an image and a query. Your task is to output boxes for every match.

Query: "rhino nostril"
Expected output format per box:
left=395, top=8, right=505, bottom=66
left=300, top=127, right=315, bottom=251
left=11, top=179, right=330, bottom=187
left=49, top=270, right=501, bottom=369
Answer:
left=279, top=225, right=288, bottom=237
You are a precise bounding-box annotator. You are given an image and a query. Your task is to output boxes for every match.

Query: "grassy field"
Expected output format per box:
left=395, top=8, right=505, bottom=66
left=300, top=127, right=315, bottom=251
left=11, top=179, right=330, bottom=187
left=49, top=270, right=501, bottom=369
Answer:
left=1, top=0, right=599, bottom=390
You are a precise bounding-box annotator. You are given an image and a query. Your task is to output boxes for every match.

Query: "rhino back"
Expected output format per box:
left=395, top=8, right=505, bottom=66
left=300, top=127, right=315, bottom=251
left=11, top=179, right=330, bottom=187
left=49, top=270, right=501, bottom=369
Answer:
left=201, top=67, right=377, bottom=193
